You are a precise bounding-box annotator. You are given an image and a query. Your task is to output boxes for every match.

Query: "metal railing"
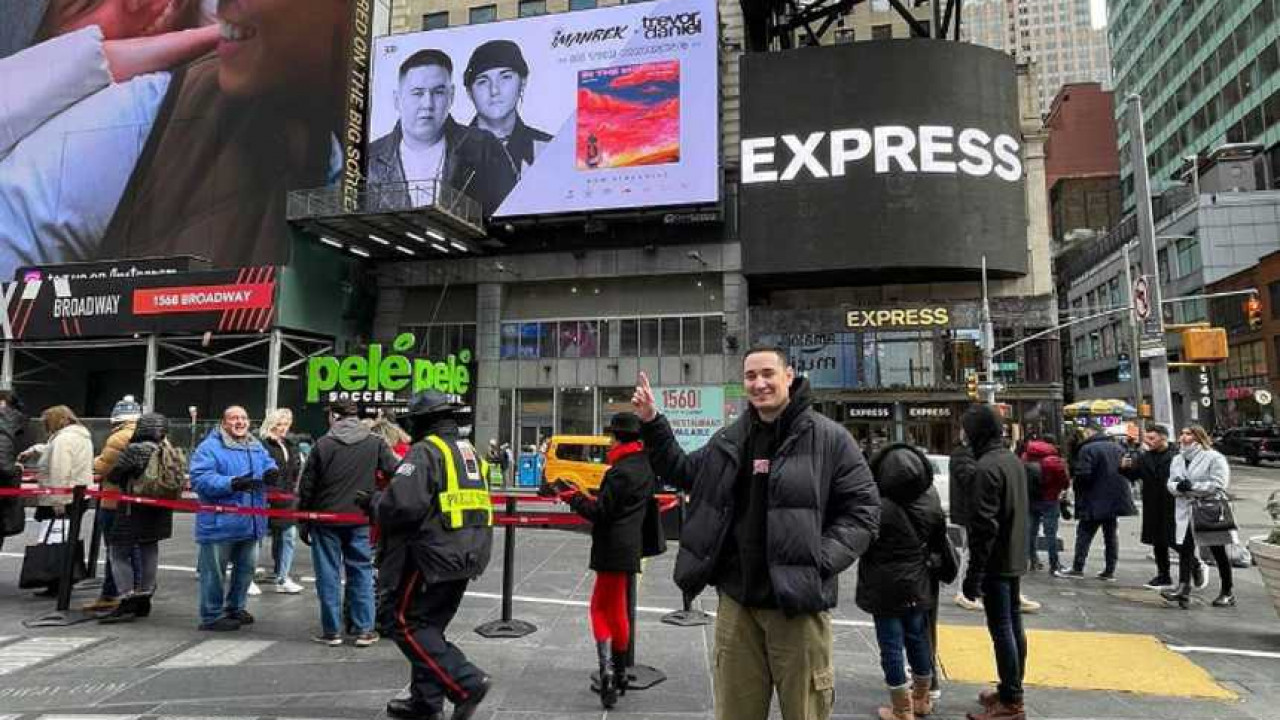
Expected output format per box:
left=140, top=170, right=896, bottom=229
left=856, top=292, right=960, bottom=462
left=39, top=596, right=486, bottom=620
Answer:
left=287, top=179, right=482, bottom=228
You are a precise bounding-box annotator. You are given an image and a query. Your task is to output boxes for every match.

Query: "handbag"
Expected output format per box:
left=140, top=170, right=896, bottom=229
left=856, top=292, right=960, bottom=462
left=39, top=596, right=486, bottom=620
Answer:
left=19, top=518, right=87, bottom=589
left=901, top=503, right=960, bottom=585
left=1191, top=491, right=1237, bottom=534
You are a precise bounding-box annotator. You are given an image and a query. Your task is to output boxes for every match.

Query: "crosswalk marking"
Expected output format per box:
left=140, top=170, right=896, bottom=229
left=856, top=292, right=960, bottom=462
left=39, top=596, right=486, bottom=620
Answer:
left=154, top=639, right=274, bottom=668
left=0, top=637, right=99, bottom=676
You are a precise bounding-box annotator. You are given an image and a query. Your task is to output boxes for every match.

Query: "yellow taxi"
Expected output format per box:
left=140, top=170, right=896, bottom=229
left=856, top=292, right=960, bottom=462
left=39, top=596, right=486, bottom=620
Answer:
left=541, top=435, right=612, bottom=493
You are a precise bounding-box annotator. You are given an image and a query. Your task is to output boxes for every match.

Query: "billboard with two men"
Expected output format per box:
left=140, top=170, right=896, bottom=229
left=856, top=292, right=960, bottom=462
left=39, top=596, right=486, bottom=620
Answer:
left=367, top=0, right=720, bottom=219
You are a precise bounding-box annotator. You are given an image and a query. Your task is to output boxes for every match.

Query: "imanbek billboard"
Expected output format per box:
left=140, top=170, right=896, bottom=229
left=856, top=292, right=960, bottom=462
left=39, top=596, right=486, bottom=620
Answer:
left=368, top=0, right=719, bottom=219
left=2, top=266, right=277, bottom=340
left=0, top=0, right=373, bottom=279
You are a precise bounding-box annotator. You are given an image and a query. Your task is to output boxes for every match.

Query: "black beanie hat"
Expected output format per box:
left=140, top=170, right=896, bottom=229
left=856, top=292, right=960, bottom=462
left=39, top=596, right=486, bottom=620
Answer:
left=464, top=39, right=529, bottom=86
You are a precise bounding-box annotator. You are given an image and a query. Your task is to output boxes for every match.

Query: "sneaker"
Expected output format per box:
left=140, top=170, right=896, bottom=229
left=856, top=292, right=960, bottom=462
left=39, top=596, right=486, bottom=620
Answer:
left=247, top=582, right=262, bottom=596
left=199, top=617, right=241, bottom=632
left=1060, top=568, right=1085, bottom=579
left=275, top=578, right=304, bottom=594
left=83, top=597, right=120, bottom=613
left=1143, top=576, right=1174, bottom=590
left=1018, top=595, right=1041, bottom=613
left=228, top=609, right=254, bottom=625
left=1096, top=571, right=1117, bottom=582
left=353, top=631, right=380, bottom=648
left=312, top=633, right=343, bottom=647
left=1049, top=566, right=1068, bottom=578
left=1211, top=594, right=1236, bottom=607
left=954, top=592, right=984, bottom=611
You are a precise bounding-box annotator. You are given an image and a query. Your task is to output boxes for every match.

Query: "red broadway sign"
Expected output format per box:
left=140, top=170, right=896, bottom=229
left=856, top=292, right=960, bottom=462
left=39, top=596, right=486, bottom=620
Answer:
left=134, top=283, right=274, bottom=315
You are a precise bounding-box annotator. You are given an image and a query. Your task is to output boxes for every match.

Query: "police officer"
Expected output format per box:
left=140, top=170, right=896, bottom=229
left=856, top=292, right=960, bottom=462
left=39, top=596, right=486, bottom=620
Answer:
left=362, top=391, right=494, bottom=720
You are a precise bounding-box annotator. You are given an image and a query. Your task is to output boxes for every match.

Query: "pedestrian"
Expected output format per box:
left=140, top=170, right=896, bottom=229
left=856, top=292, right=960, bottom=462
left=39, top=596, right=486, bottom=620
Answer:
left=555, top=411, right=659, bottom=709
left=633, top=348, right=880, bottom=720
left=371, top=413, right=413, bottom=458
left=20, top=405, right=94, bottom=597
left=88, top=394, right=143, bottom=613
left=949, top=442, right=983, bottom=611
left=1022, top=435, right=1070, bottom=576
left=369, top=391, right=493, bottom=720
left=97, top=412, right=181, bottom=624
left=486, top=439, right=505, bottom=486
left=299, top=400, right=400, bottom=647
left=1120, top=424, right=1177, bottom=589
left=1064, top=426, right=1136, bottom=581
left=1161, top=426, right=1236, bottom=607
left=959, top=404, right=1029, bottom=720
left=0, top=391, right=26, bottom=556
left=857, top=444, right=947, bottom=720
left=189, top=405, right=278, bottom=632
left=259, top=408, right=304, bottom=594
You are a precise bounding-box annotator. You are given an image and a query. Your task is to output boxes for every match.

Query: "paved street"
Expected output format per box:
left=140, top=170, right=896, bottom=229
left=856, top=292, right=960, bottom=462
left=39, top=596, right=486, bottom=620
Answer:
left=1, top=464, right=1278, bottom=720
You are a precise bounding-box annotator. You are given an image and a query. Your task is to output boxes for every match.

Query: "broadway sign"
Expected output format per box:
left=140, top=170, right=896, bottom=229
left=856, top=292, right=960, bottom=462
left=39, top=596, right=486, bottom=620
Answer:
left=2, top=266, right=277, bottom=341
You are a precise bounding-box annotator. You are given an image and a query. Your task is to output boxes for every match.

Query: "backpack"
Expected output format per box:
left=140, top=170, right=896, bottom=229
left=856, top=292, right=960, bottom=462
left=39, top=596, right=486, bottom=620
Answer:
left=133, top=441, right=186, bottom=499
left=1023, top=459, right=1043, bottom=501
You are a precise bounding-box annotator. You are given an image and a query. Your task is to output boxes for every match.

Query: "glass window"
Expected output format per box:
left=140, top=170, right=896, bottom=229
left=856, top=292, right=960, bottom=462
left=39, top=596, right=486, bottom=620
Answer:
left=620, top=319, right=639, bottom=356
left=599, top=387, right=633, bottom=430
left=640, top=319, right=659, bottom=355
left=1158, top=247, right=1172, bottom=283
left=539, top=321, right=558, bottom=358
left=469, top=4, right=496, bottom=23
left=703, top=316, right=724, bottom=354
left=1176, top=237, right=1202, bottom=277
left=660, top=318, right=681, bottom=356
left=518, top=0, right=546, bottom=17
left=1269, top=281, right=1280, bottom=320
left=498, top=389, right=513, bottom=450
left=872, top=24, right=893, bottom=39
left=517, top=389, right=552, bottom=450
left=501, top=323, right=521, bottom=359
left=569, top=0, right=598, bottom=9
left=557, top=388, right=594, bottom=435
left=681, top=317, right=702, bottom=355
left=422, top=11, right=448, bottom=29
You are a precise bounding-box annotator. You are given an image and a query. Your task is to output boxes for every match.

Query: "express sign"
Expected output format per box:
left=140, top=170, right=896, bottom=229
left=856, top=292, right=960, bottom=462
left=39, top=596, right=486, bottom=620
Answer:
left=306, top=333, right=471, bottom=403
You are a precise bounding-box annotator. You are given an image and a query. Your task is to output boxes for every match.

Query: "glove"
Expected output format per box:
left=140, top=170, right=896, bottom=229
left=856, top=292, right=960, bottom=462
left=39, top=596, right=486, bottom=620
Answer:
left=262, top=467, right=281, bottom=487
left=229, top=475, right=258, bottom=492
left=1176, top=479, right=1193, bottom=493
left=354, top=489, right=374, bottom=515
left=961, top=573, right=982, bottom=603
left=557, top=487, right=581, bottom=504
left=298, top=524, right=312, bottom=546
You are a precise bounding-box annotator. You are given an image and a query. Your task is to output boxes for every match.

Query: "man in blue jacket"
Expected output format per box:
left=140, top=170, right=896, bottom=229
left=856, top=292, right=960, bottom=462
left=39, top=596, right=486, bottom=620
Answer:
left=190, top=406, right=278, bottom=632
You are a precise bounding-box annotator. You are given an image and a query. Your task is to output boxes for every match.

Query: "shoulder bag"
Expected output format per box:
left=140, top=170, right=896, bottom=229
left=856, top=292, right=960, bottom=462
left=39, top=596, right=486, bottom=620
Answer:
left=1191, top=490, right=1237, bottom=534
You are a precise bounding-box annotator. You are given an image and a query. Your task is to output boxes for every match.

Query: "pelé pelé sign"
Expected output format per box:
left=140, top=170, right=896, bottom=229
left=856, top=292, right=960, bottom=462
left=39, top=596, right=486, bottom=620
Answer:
left=307, top=333, right=471, bottom=403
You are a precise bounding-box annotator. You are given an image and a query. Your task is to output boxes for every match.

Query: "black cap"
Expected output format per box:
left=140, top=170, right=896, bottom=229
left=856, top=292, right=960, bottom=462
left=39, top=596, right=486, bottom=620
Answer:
left=402, top=390, right=465, bottom=418
left=464, top=39, right=529, bottom=87
left=605, top=412, right=642, bottom=438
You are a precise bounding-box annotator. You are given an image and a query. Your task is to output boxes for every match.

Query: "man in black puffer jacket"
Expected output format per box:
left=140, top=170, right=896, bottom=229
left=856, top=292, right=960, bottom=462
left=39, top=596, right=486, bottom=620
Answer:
left=634, top=348, right=880, bottom=720
left=0, top=391, right=27, bottom=553
left=959, top=404, right=1029, bottom=720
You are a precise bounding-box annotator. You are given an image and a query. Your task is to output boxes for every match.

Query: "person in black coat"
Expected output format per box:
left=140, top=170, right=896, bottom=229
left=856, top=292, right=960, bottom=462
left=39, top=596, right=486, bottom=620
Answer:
left=0, top=392, right=27, bottom=554
left=857, top=444, right=947, bottom=720
left=558, top=412, right=659, bottom=709
left=259, top=409, right=304, bottom=593
left=99, top=413, right=176, bottom=623
left=1120, top=424, right=1177, bottom=588
left=1066, top=427, right=1136, bottom=580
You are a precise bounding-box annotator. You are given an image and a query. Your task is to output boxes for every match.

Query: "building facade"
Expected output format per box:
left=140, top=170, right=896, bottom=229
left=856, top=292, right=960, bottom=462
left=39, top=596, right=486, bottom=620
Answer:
left=1045, top=82, right=1123, bottom=251
left=1205, top=250, right=1280, bottom=427
left=1110, top=0, right=1280, bottom=211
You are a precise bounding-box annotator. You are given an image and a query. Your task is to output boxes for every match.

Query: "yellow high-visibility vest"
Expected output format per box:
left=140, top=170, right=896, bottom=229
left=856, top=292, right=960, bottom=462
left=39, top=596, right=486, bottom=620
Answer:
left=426, top=435, right=494, bottom=529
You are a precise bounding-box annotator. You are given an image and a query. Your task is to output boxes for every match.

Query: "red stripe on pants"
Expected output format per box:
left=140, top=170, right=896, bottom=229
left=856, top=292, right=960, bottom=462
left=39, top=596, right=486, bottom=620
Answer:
left=589, top=571, right=630, bottom=652
left=396, top=570, right=468, bottom=701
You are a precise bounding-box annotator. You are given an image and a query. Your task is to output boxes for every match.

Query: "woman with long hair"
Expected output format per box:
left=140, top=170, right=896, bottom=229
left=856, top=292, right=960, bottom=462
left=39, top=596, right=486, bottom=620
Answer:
left=1161, top=425, right=1235, bottom=607
left=21, top=405, right=93, bottom=596
left=258, top=408, right=304, bottom=594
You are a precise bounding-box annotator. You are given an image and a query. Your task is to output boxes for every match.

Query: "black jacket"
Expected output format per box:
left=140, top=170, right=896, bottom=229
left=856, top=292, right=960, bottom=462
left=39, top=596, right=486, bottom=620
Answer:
left=1121, top=444, right=1176, bottom=546
left=366, top=119, right=517, bottom=217
left=948, top=444, right=977, bottom=527
left=856, top=444, right=947, bottom=616
left=300, top=418, right=400, bottom=519
left=263, top=434, right=303, bottom=531
left=642, top=378, right=880, bottom=616
left=1072, top=433, right=1137, bottom=522
left=568, top=447, right=655, bottom=574
left=104, top=413, right=174, bottom=546
left=372, top=419, right=493, bottom=587
left=471, top=116, right=552, bottom=178
left=0, top=404, right=26, bottom=538
left=961, top=405, right=1027, bottom=581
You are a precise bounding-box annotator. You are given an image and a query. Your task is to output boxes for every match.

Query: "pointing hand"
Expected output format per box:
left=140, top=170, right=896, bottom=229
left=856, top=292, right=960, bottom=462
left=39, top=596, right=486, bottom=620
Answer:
left=632, top=371, right=657, bottom=423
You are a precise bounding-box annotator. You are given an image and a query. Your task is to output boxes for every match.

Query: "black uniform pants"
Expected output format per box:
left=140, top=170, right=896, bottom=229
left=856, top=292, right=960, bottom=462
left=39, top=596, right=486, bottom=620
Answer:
left=379, top=572, right=486, bottom=713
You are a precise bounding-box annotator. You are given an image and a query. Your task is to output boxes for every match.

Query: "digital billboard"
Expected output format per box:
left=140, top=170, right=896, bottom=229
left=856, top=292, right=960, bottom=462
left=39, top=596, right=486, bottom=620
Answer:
left=739, top=41, right=1028, bottom=280
left=368, top=0, right=719, bottom=219
left=0, top=0, right=372, bottom=280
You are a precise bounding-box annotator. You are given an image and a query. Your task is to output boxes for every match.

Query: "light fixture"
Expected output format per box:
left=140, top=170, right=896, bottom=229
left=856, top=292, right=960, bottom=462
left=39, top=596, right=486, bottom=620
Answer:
left=404, top=231, right=427, bottom=243
left=449, top=240, right=468, bottom=252
left=368, top=233, right=392, bottom=245
left=593, top=287, right=600, bottom=295
left=426, top=229, right=446, bottom=241
left=696, top=280, right=703, bottom=288
left=348, top=246, right=370, bottom=258
left=430, top=243, right=449, bottom=253
left=571, top=286, right=579, bottom=294
left=320, top=236, right=343, bottom=248
left=394, top=245, right=415, bottom=256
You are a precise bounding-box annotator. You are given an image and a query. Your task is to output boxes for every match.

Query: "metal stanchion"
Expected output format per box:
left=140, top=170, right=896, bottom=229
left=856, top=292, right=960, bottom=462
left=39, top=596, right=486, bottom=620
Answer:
left=76, top=494, right=105, bottom=591
left=26, top=485, right=96, bottom=627
left=475, top=495, right=536, bottom=638
left=662, top=491, right=710, bottom=627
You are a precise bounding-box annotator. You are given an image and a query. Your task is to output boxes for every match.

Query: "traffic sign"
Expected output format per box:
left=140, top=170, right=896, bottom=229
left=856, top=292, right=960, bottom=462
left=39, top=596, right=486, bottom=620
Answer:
left=1139, top=343, right=1167, bottom=359
left=1133, top=276, right=1151, bottom=321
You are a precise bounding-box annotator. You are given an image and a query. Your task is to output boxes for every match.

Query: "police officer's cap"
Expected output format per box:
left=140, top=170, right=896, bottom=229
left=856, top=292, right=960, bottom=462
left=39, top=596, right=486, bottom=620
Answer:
left=464, top=40, right=529, bottom=86
left=402, top=390, right=466, bottom=418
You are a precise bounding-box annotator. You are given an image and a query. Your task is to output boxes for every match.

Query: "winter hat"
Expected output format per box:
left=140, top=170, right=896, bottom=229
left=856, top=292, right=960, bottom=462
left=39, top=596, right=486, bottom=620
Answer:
left=464, top=40, right=529, bottom=87
left=110, top=395, right=143, bottom=424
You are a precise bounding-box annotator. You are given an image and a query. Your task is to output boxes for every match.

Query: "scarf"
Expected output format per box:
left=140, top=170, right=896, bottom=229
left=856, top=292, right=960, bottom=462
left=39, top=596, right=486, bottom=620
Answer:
left=607, top=441, right=644, bottom=465
left=221, top=427, right=253, bottom=449
left=1180, top=443, right=1202, bottom=463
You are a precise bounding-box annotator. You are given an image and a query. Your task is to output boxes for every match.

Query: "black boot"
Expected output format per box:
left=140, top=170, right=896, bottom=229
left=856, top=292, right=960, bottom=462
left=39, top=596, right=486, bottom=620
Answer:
left=385, top=696, right=441, bottom=720
left=597, top=641, right=617, bottom=709
left=1160, top=583, right=1191, bottom=604
left=134, top=594, right=152, bottom=618
left=98, top=596, right=139, bottom=624
left=612, top=649, right=629, bottom=697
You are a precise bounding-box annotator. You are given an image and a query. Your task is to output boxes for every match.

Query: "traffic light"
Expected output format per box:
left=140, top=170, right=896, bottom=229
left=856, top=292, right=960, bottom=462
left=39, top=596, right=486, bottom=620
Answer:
left=1247, top=295, right=1263, bottom=331
left=966, top=372, right=979, bottom=400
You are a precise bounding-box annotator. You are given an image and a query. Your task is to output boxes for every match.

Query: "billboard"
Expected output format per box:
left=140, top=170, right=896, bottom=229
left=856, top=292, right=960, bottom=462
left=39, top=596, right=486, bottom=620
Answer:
left=368, top=0, right=719, bottom=219
left=654, top=384, right=724, bottom=452
left=2, top=266, right=278, bottom=341
left=739, top=41, right=1028, bottom=280
left=0, top=0, right=372, bottom=280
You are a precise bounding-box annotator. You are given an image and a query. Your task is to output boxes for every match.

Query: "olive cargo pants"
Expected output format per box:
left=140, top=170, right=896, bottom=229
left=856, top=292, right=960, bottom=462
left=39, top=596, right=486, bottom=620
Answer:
left=713, top=592, right=835, bottom=720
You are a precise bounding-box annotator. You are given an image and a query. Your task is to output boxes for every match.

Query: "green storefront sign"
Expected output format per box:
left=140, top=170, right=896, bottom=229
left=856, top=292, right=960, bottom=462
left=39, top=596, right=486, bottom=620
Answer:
left=307, top=333, right=471, bottom=403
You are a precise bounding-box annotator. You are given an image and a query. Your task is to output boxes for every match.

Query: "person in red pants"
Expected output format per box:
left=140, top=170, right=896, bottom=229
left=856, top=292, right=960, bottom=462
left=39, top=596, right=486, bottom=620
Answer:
left=558, top=412, right=656, bottom=709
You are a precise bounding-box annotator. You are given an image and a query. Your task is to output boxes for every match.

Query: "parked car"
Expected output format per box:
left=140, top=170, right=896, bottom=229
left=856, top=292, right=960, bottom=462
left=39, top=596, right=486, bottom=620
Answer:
left=1214, top=426, right=1280, bottom=465
left=540, top=435, right=611, bottom=493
